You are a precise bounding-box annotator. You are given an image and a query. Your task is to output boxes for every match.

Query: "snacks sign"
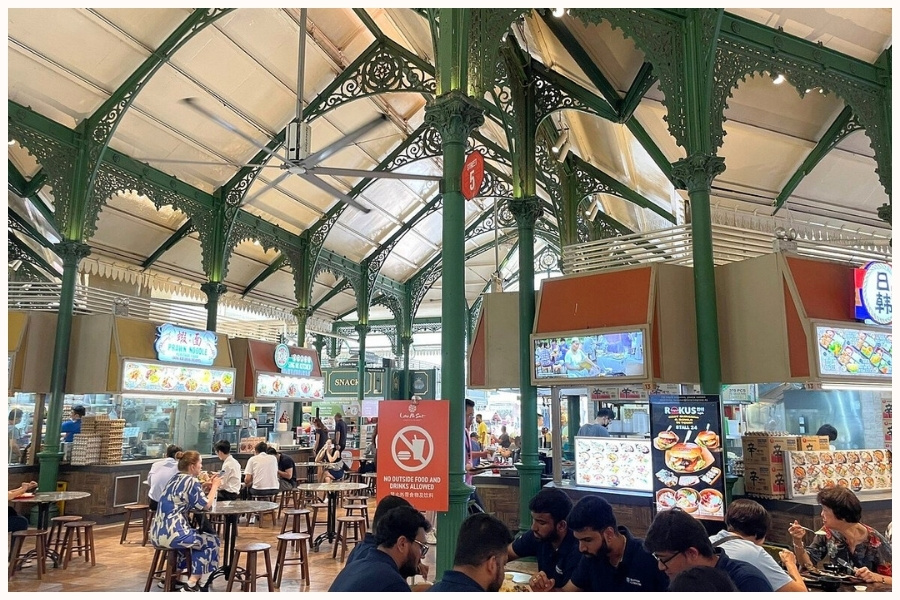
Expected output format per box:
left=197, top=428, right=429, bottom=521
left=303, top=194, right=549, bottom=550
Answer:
left=650, top=394, right=726, bottom=521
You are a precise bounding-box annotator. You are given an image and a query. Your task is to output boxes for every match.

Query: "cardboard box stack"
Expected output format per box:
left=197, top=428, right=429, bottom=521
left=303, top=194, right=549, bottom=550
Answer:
left=740, top=432, right=830, bottom=498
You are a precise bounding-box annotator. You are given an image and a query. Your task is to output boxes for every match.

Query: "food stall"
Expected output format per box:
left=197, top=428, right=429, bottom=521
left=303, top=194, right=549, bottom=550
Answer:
left=469, top=265, right=701, bottom=534
left=228, top=338, right=323, bottom=463
left=716, top=253, right=892, bottom=543
left=37, top=315, right=235, bottom=524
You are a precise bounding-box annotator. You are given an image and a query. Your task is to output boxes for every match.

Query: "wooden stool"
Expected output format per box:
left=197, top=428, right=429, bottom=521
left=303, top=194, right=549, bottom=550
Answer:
left=273, top=532, right=310, bottom=588
left=332, top=515, right=366, bottom=562
left=343, top=495, right=370, bottom=528
left=280, top=508, right=312, bottom=548
left=277, top=489, right=301, bottom=519
left=344, top=471, right=361, bottom=484
left=8, top=529, right=49, bottom=580
left=61, top=520, right=97, bottom=569
left=226, top=542, right=275, bottom=592
left=308, top=502, right=329, bottom=539
left=48, top=515, right=83, bottom=555
left=120, top=503, right=150, bottom=545
left=209, top=512, right=227, bottom=537
left=249, top=493, right=278, bottom=527
left=143, top=548, right=191, bottom=592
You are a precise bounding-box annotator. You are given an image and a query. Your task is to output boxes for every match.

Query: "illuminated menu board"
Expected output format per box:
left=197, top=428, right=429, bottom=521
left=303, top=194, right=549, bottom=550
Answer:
left=122, top=360, right=234, bottom=396
left=816, top=325, right=891, bottom=379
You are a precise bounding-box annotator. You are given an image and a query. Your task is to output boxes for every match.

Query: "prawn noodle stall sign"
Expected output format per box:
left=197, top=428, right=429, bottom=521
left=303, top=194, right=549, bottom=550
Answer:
left=650, top=395, right=725, bottom=521
left=154, top=323, right=218, bottom=366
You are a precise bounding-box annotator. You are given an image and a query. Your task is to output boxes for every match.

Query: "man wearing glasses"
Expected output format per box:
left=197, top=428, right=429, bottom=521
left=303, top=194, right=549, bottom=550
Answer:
left=329, top=505, right=432, bottom=592
left=430, top=513, right=514, bottom=591
left=531, top=496, right=668, bottom=592
left=643, top=508, right=774, bottom=592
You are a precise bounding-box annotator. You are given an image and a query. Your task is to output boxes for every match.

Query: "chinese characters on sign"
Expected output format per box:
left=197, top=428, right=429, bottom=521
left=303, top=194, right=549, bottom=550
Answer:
left=154, top=324, right=218, bottom=366
left=376, top=400, right=449, bottom=511
left=855, top=262, right=892, bottom=326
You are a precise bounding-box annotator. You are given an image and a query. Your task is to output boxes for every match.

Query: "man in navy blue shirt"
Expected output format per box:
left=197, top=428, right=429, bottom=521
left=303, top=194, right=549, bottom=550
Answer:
left=329, top=505, right=431, bottom=592
left=430, top=513, right=513, bottom=592
left=508, top=487, right=581, bottom=589
left=642, top=508, right=774, bottom=592
left=532, top=495, right=669, bottom=592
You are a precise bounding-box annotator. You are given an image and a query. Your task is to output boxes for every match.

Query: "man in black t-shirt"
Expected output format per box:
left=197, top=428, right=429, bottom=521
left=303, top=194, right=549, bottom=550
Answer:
left=531, top=496, right=669, bottom=592
left=275, top=449, right=296, bottom=490
left=334, top=412, right=348, bottom=453
left=508, top=487, right=580, bottom=589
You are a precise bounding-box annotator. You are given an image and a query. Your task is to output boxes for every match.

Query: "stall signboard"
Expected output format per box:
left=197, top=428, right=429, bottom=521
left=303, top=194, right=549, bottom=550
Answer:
left=785, top=449, right=892, bottom=499
left=815, top=324, right=891, bottom=379
left=650, top=394, right=726, bottom=521
left=273, top=343, right=316, bottom=377
left=574, top=437, right=653, bottom=491
left=532, top=329, right=647, bottom=385
left=310, top=400, right=361, bottom=419
left=376, top=400, right=449, bottom=511
left=854, top=262, right=892, bottom=326
left=324, top=368, right=384, bottom=397
left=122, top=360, right=234, bottom=396
left=255, top=372, right=323, bottom=400
left=154, top=324, right=218, bottom=366
left=389, top=369, right=437, bottom=400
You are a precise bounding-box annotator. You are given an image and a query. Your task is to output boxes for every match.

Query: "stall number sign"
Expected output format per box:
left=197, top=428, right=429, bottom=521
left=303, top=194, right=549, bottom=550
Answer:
left=855, top=262, right=892, bottom=325
left=273, top=343, right=314, bottom=376
left=154, top=324, right=218, bottom=366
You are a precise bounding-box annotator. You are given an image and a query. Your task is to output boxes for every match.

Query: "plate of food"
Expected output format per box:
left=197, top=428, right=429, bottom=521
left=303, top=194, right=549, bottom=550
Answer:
left=698, top=489, right=724, bottom=515
left=675, top=488, right=700, bottom=513
left=500, top=572, right=532, bottom=592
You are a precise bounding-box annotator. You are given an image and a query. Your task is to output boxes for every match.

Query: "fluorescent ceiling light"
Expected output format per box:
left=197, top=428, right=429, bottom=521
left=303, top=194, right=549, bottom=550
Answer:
left=819, top=382, right=892, bottom=392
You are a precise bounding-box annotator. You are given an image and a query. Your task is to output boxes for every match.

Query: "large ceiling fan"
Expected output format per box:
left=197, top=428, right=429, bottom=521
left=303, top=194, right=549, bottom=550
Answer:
left=150, top=8, right=441, bottom=214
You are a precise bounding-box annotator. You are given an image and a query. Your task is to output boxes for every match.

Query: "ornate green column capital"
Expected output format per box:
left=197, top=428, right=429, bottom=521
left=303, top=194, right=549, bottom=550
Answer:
left=292, top=306, right=312, bottom=321
left=354, top=323, right=371, bottom=337
left=53, top=240, right=91, bottom=267
left=200, top=281, right=227, bottom=301
left=671, top=153, right=726, bottom=194
left=400, top=335, right=414, bottom=348
left=508, top=195, right=544, bottom=227
left=424, top=90, right=485, bottom=146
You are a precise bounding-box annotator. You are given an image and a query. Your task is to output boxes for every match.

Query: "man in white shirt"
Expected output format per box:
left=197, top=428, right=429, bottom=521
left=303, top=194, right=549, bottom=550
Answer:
left=244, top=441, right=279, bottom=498
left=708, top=498, right=807, bottom=591
left=214, top=439, right=242, bottom=501
left=146, top=444, right=181, bottom=511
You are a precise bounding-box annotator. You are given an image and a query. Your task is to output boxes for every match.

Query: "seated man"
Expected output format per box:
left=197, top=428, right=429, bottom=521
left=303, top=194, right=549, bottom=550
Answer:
left=244, top=441, right=279, bottom=498
left=430, top=513, right=514, bottom=592
left=710, top=498, right=806, bottom=591
left=146, top=444, right=182, bottom=511
left=643, top=508, right=774, bottom=592
left=213, top=439, right=241, bottom=501
left=274, top=448, right=296, bottom=491
left=329, top=505, right=431, bottom=592
left=533, top=495, right=669, bottom=592
left=508, top=487, right=581, bottom=590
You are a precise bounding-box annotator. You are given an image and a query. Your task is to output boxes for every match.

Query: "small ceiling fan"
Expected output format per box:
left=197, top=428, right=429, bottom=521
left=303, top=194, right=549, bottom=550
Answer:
left=147, top=8, right=441, bottom=214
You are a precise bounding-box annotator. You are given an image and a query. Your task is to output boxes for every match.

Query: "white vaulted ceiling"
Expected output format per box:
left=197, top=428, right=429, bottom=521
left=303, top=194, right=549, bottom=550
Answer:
left=7, top=8, right=892, bottom=338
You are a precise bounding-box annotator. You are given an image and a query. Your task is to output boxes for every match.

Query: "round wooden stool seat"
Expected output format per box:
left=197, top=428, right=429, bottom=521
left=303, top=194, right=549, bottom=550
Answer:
left=280, top=508, right=312, bottom=541
left=120, top=504, right=151, bottom=545
left=9, top=529, right=50, bottom=580
left=274, top=532, right=310, bottom=588
left=333, top=515, right=367, bottom=562
left=62, top=520, right=97, bottom=569
left=49, top=515, right=83, bottom=555
left=227, top=542, right=274, bottom=592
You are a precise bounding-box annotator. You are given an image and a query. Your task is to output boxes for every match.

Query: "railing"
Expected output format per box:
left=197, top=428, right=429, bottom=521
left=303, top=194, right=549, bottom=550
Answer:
left=562, top=221, right=891, bottom=274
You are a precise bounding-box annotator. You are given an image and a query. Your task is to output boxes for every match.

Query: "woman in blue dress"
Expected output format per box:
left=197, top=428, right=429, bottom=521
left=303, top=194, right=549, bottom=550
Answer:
left=149, top=450, right=222, bottom=592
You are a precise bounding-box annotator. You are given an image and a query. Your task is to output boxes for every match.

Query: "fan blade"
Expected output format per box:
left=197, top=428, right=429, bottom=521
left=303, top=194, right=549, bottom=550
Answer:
left=306, top=166, right=442, bottom=181
left=301, top=115, right=389, bottom=167
left=132, top=158, right=285, bottom=169
left=243, top=171, right=293, bottom=206
left=180, top=98, right=291, bottom=168
left=298, top=173, right=371, bottom=214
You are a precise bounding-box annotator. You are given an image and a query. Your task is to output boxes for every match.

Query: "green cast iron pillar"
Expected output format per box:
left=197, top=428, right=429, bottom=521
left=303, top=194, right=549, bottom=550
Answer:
left=672, top=154, right=725, bottom=393
left=566, top=394, right=581, bottom=460
left=400, top=335, right=414, bottom=399
left=424, top=89, right=484, bottom=577
left=313, top=334, right=326, bottom=363
left=38, top=240, right=91, bottom=492
left=200, top=281, right=227, bottom=332
left=293, top=306, right=311, bottom=347
left=510, top=196, right=545, bottom=531
left=355, top=324, right=370, bottom=405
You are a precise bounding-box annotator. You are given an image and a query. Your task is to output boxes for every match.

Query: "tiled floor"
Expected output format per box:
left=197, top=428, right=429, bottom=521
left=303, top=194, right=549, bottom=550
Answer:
left=7, top=497, right=431, bottom=593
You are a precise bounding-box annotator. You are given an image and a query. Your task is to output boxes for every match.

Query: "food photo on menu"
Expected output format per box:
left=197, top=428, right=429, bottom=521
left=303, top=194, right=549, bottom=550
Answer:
left=649, top=395, right=726, bottom=520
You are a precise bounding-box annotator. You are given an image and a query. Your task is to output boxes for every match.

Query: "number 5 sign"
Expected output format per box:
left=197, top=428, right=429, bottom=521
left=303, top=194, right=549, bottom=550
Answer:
left=461, top=151, right=484, bottom=200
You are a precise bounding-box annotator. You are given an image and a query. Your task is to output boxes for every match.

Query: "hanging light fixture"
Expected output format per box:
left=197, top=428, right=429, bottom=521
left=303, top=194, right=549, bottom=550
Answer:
left=552, top=8, right=566, bottom=18
left=772, top=74, right=786, bottom=85
left=555, top=137, right=571, bottom=163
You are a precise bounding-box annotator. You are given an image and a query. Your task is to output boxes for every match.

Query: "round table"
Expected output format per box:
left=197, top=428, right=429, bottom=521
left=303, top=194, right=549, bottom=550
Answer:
left=13, top=491, right=91, bottom=566
left=294, top=482, right=367, bottom=551
left=208, top=500, right=278, bottom=583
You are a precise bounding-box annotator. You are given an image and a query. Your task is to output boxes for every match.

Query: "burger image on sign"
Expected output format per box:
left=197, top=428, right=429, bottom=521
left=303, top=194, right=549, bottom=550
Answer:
left=664, top=442, right=715, bottom=474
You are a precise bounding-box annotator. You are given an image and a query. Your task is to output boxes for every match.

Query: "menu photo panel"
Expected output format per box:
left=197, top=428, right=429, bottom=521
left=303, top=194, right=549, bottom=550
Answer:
left=650, top=394, right=726, bottom=521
